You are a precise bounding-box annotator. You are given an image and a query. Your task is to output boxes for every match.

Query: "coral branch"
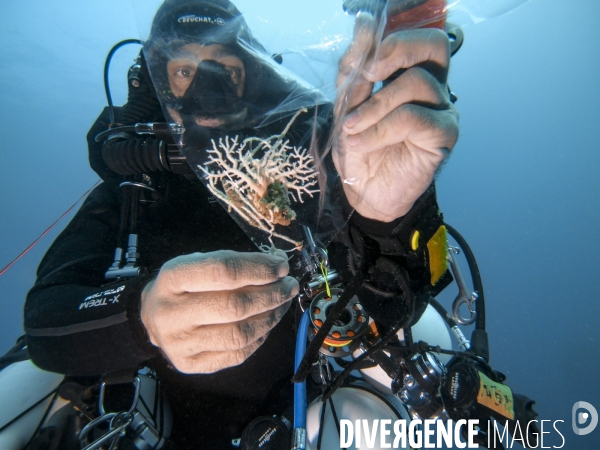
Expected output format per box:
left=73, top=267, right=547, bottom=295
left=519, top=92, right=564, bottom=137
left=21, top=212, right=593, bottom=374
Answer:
left=198, top=108, right=319, bottom=250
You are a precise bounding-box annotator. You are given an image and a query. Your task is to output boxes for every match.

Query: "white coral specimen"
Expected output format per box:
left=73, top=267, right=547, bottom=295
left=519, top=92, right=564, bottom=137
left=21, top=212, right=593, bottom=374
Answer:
left=199, top=108, right=319, bottom=250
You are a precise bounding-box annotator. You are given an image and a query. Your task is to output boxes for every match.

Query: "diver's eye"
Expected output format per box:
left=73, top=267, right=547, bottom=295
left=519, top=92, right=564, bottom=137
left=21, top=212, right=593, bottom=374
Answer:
left=225, top=66, right=242, bottom=85
left=175, top=67, right=195, bottom=79
left=167, top=60, right=199, bottom=97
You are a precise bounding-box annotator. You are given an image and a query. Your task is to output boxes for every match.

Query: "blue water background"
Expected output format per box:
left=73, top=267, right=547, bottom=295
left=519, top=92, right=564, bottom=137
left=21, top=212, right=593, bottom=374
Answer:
left=0, top=0, right=598, bottom=448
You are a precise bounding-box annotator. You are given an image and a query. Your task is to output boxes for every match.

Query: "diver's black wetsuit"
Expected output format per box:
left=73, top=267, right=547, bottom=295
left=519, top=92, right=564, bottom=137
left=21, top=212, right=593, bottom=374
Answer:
left=23, top=105, right=443, bottom=448
left=22, top=91, right=346, bottom=447
left=24, top=170, right=300, bottom=448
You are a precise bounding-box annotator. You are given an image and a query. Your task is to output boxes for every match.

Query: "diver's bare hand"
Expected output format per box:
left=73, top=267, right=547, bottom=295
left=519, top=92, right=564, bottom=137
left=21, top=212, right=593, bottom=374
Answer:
left=334, top=14, right=459, bottom=222
left=140, top=250, right=298, bottom=374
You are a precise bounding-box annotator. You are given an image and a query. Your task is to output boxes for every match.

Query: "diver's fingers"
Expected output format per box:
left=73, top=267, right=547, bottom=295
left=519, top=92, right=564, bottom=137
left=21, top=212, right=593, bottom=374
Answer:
left=345, top=103, right=459, bottom=155
left=155, top=250, right=289, bottom=294
left=161, top=301, right=291, bottom=369
left=337, top=12, right=377, bottom=111
left=173, top=334, right=269, bottom=374
left=144, top=277, right=298, bottom=330
left=343, top=66, right=450, bottom=135
left=338, top=13, right=377, bottom=82
left=363, top=28, right=450, bottom=84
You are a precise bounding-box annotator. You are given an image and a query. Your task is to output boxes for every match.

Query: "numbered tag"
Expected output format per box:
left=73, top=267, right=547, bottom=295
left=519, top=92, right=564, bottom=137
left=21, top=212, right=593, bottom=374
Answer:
left=476, top=372, right=515, bottom=420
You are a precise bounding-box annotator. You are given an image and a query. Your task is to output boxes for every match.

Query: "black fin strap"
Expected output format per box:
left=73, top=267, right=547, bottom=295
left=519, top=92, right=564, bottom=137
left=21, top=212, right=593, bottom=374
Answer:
left=291, top=272, right=364, bottom=384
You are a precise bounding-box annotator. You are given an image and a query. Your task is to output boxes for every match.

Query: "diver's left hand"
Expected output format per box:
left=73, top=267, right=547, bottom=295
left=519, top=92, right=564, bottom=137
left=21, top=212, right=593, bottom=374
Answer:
left=334, top=14, right=459, bottom=222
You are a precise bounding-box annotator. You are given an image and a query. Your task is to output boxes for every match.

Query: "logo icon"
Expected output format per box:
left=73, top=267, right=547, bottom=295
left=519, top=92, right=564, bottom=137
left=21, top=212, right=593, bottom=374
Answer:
left=572, top=401, right=598, bottom=436
left=177, top=15, right=225, bottom=25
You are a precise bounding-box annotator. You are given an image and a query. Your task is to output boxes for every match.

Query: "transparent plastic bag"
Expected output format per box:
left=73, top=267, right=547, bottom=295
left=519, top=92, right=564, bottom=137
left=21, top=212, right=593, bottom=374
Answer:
left=328, top=0, right=530, bottom=224
left=140, top=0, right=340, bottom=256
left=131, top=0, right=529, bottom=266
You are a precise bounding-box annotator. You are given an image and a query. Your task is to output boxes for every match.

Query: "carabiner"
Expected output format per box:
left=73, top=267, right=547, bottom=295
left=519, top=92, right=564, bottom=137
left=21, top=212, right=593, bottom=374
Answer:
left=447, top=247, right=477, bottom=326
left=98, top=376, right=141, bottom=416
left=302, top=225, right=328, bottom=270
left=452, top=292, right=478, bottom=326
left=80, top=412, right=132, bottom=450
left=81, top=377, right=140, bottom=450
left=318, top=354, right=332, bottom=386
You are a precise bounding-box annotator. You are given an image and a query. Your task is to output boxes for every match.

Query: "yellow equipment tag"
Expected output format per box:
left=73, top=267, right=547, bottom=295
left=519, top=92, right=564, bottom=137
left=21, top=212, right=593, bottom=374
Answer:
left=426, top=225, right=448, bottom=285
left=476, top=372, right=515, bottom=420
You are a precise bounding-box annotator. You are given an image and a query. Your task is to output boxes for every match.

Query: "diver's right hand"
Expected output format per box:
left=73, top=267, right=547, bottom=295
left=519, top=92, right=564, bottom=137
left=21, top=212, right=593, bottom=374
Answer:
left=140, top=250, right=298, bottom=374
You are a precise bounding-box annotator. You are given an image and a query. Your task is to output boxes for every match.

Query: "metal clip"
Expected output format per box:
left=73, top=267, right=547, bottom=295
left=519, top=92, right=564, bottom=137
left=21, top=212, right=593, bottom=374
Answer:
left=79, top=377, right=141, bottom=450
left=132, top=122, right=185, bottom=136
left=99, top=376, right=141, bottom=416
left=79, top=412, right=133, bottom=450
left=318, top=354, right=332, bottom=386
left=292, top=428, right=306, bottom=450
left=302, top=225, right=328, bottom=271
left=447, top=247, right=477, bottom=325
left=169, top=122, right=185, bottom=135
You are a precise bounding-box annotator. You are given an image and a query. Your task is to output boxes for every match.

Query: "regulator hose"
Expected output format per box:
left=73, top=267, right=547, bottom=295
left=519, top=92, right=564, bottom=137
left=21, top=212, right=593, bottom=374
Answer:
left=294, top=309, right=310, bottom=430
left=429, top=297, right=458, bottom=329
left=445, top=223, right=490, bottom=361
left=103, top=39, right=143, bottom=124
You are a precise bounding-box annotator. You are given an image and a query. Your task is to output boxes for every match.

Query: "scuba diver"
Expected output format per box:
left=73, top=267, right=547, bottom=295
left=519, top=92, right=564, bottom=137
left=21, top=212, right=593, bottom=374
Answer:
left=0, top=0, right=537, bottom=448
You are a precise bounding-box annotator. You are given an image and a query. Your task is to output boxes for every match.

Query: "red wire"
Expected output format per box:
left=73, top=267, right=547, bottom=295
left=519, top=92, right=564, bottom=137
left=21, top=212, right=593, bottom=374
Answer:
left=0, top=180, right=102, bottom=277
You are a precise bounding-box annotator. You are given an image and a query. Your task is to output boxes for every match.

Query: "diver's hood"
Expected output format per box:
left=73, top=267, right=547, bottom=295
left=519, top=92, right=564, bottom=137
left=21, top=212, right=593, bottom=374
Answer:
left=147, top=0, right=253, bottom=50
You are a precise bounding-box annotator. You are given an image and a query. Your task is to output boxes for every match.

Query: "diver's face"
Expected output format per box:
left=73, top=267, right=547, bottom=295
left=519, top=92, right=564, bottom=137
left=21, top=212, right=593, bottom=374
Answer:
left=167, top=43, right=246, bottom=98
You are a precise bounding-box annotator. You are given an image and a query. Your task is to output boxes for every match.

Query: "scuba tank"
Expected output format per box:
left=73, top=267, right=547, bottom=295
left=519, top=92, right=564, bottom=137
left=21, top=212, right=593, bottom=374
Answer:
left=0, top=357, right=172, bottom=450
left=0, top=359, right=64, bottom=449
left=303, top=304, right=452, bottom=449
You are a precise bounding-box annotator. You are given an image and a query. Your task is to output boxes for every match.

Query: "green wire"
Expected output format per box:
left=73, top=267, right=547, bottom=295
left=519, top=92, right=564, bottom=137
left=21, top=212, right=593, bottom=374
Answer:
left=320, top=259, right=331, bottom=298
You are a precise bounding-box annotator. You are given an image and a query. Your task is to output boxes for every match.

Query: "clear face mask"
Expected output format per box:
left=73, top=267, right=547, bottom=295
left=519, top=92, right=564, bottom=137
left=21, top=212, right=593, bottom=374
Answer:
left=166, top=44, right=248, bottom=128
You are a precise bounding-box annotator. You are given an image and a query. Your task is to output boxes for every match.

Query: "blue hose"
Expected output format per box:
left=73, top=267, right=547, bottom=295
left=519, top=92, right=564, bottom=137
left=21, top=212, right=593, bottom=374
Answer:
left=294, top=308, right=310, bottom=430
